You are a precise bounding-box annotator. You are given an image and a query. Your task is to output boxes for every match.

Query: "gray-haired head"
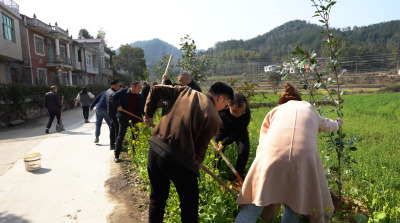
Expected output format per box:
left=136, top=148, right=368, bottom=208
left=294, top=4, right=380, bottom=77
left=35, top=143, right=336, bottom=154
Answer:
left=178, top=71, right=192, bottom=86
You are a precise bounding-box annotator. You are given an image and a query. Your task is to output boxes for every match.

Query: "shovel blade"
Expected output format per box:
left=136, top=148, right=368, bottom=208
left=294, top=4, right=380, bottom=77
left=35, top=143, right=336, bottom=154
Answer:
left=56, top=124, right=64, bottom=132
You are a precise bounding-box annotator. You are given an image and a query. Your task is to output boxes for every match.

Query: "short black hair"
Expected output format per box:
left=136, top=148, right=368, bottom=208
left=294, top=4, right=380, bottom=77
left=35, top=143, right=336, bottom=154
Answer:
left=110, top=79, right=120, bottom=85
left=208, top=82, right=234, bottom=100
left=229, top=93, right=247, bottom=108
left=131, top=81, right=141, bottom=87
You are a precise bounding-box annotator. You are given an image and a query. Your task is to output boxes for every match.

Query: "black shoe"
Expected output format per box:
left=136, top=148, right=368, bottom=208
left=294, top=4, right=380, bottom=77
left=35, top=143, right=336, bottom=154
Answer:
left=94, top=137, right=99, bottom=143
left=110, top=144, right=115, bottom=150
left=46, top=129, right=49, bottom=134
left=85, top=119, right=89, bottom=123
left=114, top=158, right=121, bottom=163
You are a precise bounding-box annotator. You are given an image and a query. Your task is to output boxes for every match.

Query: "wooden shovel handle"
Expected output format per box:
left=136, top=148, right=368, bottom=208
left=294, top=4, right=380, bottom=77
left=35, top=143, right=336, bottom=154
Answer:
left=120, top=108, right=143, bottom=121
left=200, top=164, right=238, bottom=197
left=164, top=55, right=173, bottom=76
left=60, top=96, right=64, bottom=123
left=120, top=108, right=155, bottom=128
left=211, top=140, right=244, bottom=187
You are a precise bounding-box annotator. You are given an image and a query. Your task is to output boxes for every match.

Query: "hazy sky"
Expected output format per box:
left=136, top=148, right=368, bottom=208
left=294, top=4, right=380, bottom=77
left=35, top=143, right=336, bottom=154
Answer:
left=16, top=0, right=400, bottom=50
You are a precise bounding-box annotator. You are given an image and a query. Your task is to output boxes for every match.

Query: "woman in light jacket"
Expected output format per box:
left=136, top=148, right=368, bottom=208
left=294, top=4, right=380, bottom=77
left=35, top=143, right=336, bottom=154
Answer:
left=75, top=87, right=94, bottom=123
left=235, top=83, right=343, bottom=223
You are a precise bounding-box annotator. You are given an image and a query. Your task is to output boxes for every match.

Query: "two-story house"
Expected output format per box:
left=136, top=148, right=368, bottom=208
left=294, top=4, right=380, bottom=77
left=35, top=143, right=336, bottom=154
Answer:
left=0, top=0, right=23, bottom=84
left=73, top=38, right=112, bottom=85
left=20, top=14, right=73, bottom=85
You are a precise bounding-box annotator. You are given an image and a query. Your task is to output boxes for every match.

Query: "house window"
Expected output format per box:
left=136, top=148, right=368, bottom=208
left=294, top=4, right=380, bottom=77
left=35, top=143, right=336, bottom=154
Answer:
left=37, top=69, right=47, bottom=85
left=60, top=45, right=65, bottom=58
left=34, top=34, right=45, bottom=56
left=2, top=13, right=15, bottom=42
left=86, top=53, right=92, bottom=66
left=101, top=56, right=105, bottom=68
left=77, top=49, right=82, bottom=62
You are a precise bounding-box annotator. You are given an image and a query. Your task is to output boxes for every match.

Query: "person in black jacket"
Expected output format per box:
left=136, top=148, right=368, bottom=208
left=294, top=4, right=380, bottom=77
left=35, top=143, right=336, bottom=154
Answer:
left=215, top=93, right=251, bottom=180
left=141, top=82, right=151, bottom=101
left=45, top=86, right=62, bottom=134
left=106, top=80, right=121, bottom=150
left=162, top=74, right=172, bottom=85
left=161, top=74, right=173, bottom=116
left=112, top=81, right=145, bottom=163
left=178, top=71, right=202, bottom=92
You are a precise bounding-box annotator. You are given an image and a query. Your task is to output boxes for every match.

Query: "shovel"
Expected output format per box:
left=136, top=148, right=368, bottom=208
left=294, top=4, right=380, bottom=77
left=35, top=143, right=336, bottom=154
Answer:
left=56, top=96, right=64, bottom=132
left=211, top=140, right=244, bottom=187
left=200, top=164, right=238, bottom=197
left=120, top=108, right=155, bottom=128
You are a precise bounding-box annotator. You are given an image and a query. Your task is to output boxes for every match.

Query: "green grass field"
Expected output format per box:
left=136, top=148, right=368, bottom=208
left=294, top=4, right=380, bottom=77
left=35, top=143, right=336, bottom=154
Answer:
left=125, top=92, right=400, bottom=222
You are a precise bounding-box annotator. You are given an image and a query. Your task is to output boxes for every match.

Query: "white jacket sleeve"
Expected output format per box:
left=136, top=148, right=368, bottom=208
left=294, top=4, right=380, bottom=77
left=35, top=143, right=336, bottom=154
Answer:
left=76, top=94, right=80, bottom=101
left=318, top=115, right=339, bottom=133
left=88, top=92, right=95, bottom=99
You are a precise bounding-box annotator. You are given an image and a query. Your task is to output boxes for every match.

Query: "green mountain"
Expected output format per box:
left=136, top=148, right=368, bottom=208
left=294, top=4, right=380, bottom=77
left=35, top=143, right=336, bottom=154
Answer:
left=129, top=38, right=182, bottom=73
left=208, top=20, right=400, bottom=66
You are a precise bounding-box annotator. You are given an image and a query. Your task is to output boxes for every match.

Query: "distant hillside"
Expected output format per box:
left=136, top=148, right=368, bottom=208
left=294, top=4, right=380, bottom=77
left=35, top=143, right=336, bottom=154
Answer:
left=208, top=20, right=400, bottom=62
left=124, top=38, right=182, bottom=73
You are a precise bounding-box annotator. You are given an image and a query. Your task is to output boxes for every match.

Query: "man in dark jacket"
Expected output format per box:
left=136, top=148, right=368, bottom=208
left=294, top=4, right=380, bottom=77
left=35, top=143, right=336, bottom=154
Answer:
left=112, top=81, right=145, bottom=163
left=143, top=82, right=234, bottom=223
left=141, top=82, right=151, bottom=101
left=162, top=74, right=172, bottom=85
left=178, top=71, right=202, bottom=92
left=215, top=93, right=251, bottom=180
left=161, top=74, right=173, bottom=116
left=90, top=91, right=110, bottom=143
left=106, top=79, right=121, bottom=150
left=45, top=86, right=62, bottom=134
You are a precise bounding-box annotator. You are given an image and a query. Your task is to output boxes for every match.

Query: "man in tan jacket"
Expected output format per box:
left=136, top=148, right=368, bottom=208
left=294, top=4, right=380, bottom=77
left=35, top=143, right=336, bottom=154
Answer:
left=144, top=82, right=234, bottom=223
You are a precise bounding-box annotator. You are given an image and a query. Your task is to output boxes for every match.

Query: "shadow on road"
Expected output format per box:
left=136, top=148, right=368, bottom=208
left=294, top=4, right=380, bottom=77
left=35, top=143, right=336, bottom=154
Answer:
left=0, top=212, right=30, bottom=223
left=0, top=108, right=96, bottom=142
left=30, top=168, right=51, bottom=175
left=96, top=144, right=110, bottom=146
left=59, top=130, right=92, bottom=136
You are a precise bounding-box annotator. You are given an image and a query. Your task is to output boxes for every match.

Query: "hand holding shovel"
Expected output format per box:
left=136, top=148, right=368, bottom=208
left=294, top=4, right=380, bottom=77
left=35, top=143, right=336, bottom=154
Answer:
left=200, top=164, right=238, bottom=197
left=117, top=107, right=155, bottom=128
left=211, top=140, right=244, bottom=187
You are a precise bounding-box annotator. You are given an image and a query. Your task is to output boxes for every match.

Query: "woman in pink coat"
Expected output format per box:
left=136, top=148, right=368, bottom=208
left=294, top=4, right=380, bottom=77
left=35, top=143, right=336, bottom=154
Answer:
left=235, top=83, right=343, bottom=223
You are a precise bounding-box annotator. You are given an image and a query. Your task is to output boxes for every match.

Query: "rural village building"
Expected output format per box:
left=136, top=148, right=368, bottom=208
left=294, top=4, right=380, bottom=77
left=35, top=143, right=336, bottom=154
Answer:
left=0, top=0, right=22, bottom=84
left=0, top=2, right=113, bottom=85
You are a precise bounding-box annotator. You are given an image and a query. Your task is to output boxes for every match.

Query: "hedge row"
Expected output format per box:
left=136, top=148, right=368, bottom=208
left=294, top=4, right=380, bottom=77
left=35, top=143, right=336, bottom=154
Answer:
left=0, top=84, right=109, bottom=124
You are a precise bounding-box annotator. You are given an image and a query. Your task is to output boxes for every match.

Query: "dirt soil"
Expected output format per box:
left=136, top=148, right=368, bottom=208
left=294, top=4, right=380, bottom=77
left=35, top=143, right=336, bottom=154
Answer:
left=331, top=194, right=369, bottom=223
left=105, top=153, right=150, bottom=223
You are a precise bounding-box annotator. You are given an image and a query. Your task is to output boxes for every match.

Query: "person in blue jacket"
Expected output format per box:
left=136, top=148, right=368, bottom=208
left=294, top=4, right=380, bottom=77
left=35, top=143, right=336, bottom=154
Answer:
left=90, top=91, right=110, bottom=143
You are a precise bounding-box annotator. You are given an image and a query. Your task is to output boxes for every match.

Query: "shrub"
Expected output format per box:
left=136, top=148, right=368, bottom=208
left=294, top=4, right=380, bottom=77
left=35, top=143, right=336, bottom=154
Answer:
left=0, top=84, right=109, bottom=124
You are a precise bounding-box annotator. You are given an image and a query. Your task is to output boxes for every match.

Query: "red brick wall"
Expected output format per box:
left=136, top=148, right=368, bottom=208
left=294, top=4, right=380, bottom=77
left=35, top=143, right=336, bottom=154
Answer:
left=28, top=29, right=47, bottom=85
left=28, top=29, right=70, bottom=85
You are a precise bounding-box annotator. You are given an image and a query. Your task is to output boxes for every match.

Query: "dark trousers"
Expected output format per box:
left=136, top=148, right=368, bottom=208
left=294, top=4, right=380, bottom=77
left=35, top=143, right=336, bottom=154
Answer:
left=216, top=136, right=250, bottom=179
left=82, top=106, right=89, bottom=119
left=46, top=110, right=61, bottom=129
left=148, top=143, right=199, bottom=223
left=109, top=115, right=119, bottom=146
left=115, top=118, right=135, bottom=158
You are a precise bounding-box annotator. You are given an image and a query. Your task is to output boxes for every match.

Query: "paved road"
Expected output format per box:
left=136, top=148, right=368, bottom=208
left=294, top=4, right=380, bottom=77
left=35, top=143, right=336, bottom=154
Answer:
left=0, top=108, right=115, bottom=223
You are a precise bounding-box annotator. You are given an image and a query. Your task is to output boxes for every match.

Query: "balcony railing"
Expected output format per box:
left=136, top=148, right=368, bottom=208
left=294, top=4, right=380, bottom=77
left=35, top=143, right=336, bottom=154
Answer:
left=0, top=0, right=19, bottom=15
left=86, top=66, right=98, bottom=74
left=25, top=17, right=69, bottom=38
left=85, top=45, right=98, bottom=53
left=102, top=68, right=113, bottom=75
left=51, top=26, right=69, bottom=37
left=46, top=55, right=72, bottom=65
